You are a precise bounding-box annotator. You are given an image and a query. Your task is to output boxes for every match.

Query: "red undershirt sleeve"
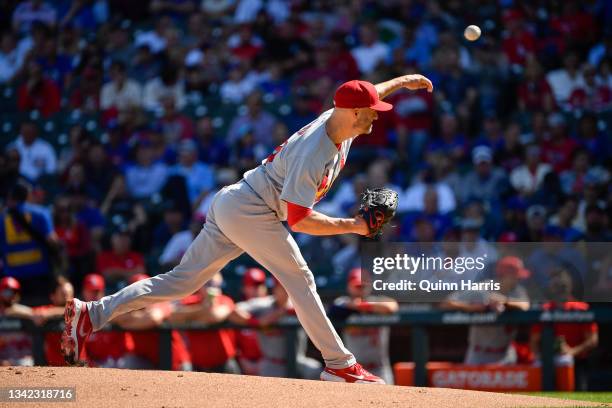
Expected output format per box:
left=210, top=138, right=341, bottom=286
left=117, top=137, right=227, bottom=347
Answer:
left=286, top=201, right=312, bottom=227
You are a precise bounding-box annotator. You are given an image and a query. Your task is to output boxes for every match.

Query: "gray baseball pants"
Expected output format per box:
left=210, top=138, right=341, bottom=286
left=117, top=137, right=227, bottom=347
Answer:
left=88, top=181, right=356, bottom=369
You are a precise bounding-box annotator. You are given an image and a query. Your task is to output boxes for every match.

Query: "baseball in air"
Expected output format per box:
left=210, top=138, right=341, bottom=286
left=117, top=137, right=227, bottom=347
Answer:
left=464, top=25, right=481, bottom=41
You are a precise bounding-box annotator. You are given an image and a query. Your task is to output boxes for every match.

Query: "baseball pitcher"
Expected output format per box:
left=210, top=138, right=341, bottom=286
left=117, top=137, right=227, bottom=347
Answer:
left=61, top=75, right=433, bottom=384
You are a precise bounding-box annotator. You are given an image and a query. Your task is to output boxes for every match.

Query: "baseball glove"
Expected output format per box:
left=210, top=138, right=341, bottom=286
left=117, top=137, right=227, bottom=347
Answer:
left=358, top=187, right=399, bottom=239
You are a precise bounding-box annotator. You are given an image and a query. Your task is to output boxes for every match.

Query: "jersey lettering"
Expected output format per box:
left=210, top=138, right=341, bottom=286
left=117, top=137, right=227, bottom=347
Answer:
left=263, top=122, right=314, bottom=164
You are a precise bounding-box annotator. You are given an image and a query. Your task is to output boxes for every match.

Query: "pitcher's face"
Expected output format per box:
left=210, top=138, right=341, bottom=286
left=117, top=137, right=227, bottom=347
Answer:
left=354, top=108, right=378, bottom=134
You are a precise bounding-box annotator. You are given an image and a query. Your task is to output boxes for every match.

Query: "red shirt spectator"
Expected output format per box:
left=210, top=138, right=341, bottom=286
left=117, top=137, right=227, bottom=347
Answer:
left=96, top=229, right=145, bottom=281
left=532, top=301, right=598, bottom=359
left=54, top=204, right=92, bottom=258
left=126, top=301, right=191, bottom=370
left=181, top=293, right=237, bottom=370
left=541, top=137, right=578, bottom=173
left=18, top=62, right=61, bottom=117
left=517, top=58, right=555, bottom=112
left=390, top=88, right=434, bottom=133
left=86, top=330, right=135, bottom=365
left=502, top=10, right=536, bottom=67
left=549, top=3, right=596, bottom=46
left=34, top=303, right=85, bottom=366
left=518, top=79, right=555, bottom=111
left=541, top=113, right=578, bottom=172
left=79, top=273, right=135, bottom=366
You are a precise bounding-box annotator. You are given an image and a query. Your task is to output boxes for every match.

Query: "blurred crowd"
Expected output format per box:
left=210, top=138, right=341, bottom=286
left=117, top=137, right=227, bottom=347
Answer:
left=0, top=0, right=611, bottom=389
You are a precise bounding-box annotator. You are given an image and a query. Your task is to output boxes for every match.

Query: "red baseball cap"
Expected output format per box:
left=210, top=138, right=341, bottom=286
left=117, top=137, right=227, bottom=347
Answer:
left=334, top=80, right=393, bottom=111
left=243, top=268, right=266, bottom=286
left=83, top=274, right=105, bottom=291
left=0, top=277, right=20, bottom=291
left=127, top=273, right=150, bottom=285
left=495, top=256, right=530, bottom=279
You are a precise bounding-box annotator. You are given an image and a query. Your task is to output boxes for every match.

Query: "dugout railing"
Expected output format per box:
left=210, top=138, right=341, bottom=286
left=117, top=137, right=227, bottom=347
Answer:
left=1, top=307, right=611, bottom=391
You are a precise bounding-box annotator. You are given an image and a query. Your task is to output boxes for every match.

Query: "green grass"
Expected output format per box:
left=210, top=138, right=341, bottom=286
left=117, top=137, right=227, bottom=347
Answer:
left=518, top=392, right=612, bottom=404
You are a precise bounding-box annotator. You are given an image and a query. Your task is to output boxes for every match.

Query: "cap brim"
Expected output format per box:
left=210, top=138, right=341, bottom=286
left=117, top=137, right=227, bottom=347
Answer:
left=370, top=100, right=393, bottom=111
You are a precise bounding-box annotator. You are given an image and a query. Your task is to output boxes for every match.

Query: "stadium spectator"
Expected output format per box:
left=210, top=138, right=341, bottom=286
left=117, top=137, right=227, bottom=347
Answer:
left=351, top=24, right=390, bottom=75
left=17, top=60, right=61, bottom=117
left=401, top=188, right=452, bottom=241
left=531, top=267, right=599, bottom=390
left=192, top=116, right=228, bottom=167
left=460, top=146, right=509, bottom=206
left=517, top=57, right=555, bottom=113
left=560, top=149, right=593, bottom=195
left=581, top=204, right=612, bottom=242
left=143, top=63, right=186, bottom=112
left=546, top=51, right=585, bottom=108
left=100, top=60, right=142, bottom=112
left=228, top=91, right=277, bottom=148
left=0, top=276, right=34, bottom=366
left=171, top=140, right=214, bottom=204
left=35, top=33, right=73, bottom=88
left=442, top=256, right=530, bottom=365
left=12, top=0, right=57, bottom=34
left=57, top=125, right=92, bottom=175
left=169, top=273, right=240, bottom=374
left=134, top=16, right=171, bottom=55
left=114, top=273, right=192, bottom=371
left=129, top=43, right=162, bottom=84
left=549, top=197, right=583, bottom=241
left=124, top=141, right=169, bottom=200
left=81, top=273, right=136, bottom=367
left=100, top=175, right=147, bottom=235
left=501, top=9, right=535, bottom=68
left=152, top=203, right=186, bottom=251
left=220, top=64, right=257, bottom=104
left=576, top=113, right=610, bottom=164
left=0, top=183, right=58, bottom=305
left=425, top=112, right=467, bottom=164
left=541, top=113, right=578, bottom=173
left=8, top=120, right=57, bottom=182
left=0, top=149, right=26, bottom=201
left=53, top=195, right=92, bottom=288
left=510, top=145, right=552, bottom=197
left=233, top=267, right=267, bottom=375
left=568, top=63, right=611, bottom=112
left=231, top=277, right=321, bottom=379
left=64, top=184, right=104, bottom=251
left=155, top=95, right=195, bottom=144
left=32, top=276, right=75, bottom=366
left=0, top=31, right=28, bottom=83
left=95, top=226, right=145, bottom=284
left=329, top=269, right=398, bottom=384
left=158, top=219, right=201, bottom=269
left=401, top=167, right=456, bottom=214
left=83, top=142, right=118, bottom=200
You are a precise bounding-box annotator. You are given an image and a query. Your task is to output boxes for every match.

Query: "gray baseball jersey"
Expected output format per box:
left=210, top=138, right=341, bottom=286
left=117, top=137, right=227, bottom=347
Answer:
left=87, top=108, right=357, bottom=371
left=243, top=109, right=353, bottom=220
left=449, top=285, right=529, bottom=364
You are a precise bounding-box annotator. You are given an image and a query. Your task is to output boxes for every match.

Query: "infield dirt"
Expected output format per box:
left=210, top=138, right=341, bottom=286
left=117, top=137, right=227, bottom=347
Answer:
left=0, top=366, right=607, bottom=408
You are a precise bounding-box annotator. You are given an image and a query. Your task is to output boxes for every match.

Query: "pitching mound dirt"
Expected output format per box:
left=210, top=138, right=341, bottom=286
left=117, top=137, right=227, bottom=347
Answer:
left=0, top=366, right=606, bottom=408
